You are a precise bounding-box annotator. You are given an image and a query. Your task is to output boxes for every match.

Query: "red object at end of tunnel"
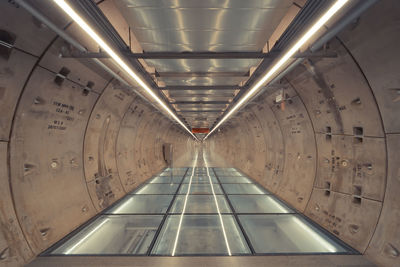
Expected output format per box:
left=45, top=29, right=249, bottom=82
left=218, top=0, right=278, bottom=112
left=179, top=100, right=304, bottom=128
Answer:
left=192, top=128, right=210, bottom=134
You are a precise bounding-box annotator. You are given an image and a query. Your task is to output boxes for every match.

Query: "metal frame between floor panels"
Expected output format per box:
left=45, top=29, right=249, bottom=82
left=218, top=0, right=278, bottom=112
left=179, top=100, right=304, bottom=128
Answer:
left=42, top=165, right=358, bottom=257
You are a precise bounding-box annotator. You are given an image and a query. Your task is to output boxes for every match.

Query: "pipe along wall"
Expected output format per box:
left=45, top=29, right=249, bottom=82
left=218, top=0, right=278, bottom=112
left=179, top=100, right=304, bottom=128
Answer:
left=0, top=0, right=399, bottom=266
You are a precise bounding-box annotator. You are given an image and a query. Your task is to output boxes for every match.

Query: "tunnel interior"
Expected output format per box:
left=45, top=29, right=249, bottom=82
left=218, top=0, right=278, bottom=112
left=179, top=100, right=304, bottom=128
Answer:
left=0, top=0, right=399, bottom=266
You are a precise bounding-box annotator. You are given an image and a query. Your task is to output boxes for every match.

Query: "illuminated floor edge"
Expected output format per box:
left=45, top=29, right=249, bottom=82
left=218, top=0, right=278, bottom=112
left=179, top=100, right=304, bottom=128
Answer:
left=43, top=155, right=357, bottom=257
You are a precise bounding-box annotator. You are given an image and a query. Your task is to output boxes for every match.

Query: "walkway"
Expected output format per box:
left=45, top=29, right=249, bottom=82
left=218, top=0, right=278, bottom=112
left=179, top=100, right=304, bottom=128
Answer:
left=44, top=152, right=354, bottom=256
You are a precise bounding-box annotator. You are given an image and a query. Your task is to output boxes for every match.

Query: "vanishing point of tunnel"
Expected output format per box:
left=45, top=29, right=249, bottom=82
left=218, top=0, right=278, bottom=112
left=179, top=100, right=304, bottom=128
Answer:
left=0, top=0, right=399, bottom=266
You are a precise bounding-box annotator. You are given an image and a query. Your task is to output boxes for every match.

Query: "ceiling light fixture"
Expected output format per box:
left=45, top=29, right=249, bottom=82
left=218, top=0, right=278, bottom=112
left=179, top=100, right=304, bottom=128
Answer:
left=52, top=0, right=197, bottom=140
left=205, top=0, right=349, bottom=140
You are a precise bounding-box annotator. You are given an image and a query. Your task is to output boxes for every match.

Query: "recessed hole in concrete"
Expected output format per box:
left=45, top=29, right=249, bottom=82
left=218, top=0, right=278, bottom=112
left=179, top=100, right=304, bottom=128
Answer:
left=325, top=181, right=331, bottom=190
left=83, top=81, right=94, bottom=96
left=351, top=97, right=362, bottom=106
left=353, top=127, right=363, bottom=136
left=352, top=196, right=362, bottom=205
left=353, top=185, right=362, bottom=196
left=326, top=126, right=332, bottom=141
left=324, top=190, right=330, bottom=197
left=54, top=67, right=70, bottom=86
left=0, top=29, right=16, bottom=60
left=353, top=127, right=363, bottom=144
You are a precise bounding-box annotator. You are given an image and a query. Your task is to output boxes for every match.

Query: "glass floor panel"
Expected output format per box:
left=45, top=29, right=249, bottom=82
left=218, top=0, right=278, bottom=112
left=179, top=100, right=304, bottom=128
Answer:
left=48, top=165, right=355, bottom=256
left=222, top=183, right=268, bottom=194
left=108, top=195, right=174, bottom=214
left=214, top=169, right=243, bottom=176
left=149, top=175, right=183, bottom=184
left=183, top=175, right=218, bottom=184
left=228, top=195, right=292, bottom=214
left=170, top=195, right=231, bottom=214
left=135, top=183, right=179, bottom=194
left=151, top=215, right=250, bottom=255
left=159, top=169, right=187, bottom=176
left=179, top=183, right=223, bottom=195
left=218, top=176, right=252, bottom=184
left=215, top=172, right=242, bottom=177
left=238, top=214, right=348, bottom=253
left=51, top=215, right=163, bottom=255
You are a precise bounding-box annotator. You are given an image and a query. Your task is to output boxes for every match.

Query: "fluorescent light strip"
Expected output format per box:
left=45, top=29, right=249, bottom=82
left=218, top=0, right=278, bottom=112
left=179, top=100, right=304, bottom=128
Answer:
left=171, top=153, right=198, bottom=256
left=112, top=197, right=133, bottom=213
left=205, top=0, right=349, bottom=139
left=254, top=185, right=267, bottom=194
left=268, top=197, right=290, bottom=213
left=292, top=217, right=338, bottom=252
left=65, top=218, right=109, bottom=254
left=52, top=0, right=197, bottom=140
left=204, top=153, right=232, bottom=256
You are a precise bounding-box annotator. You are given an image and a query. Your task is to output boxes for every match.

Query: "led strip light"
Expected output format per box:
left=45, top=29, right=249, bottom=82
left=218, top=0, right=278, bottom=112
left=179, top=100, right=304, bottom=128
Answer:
left=203, top=153, right=232, bottom=255
left=292, top=217, right=338, bottom=252
left=65, top=218, right=110, bottom=254
left=112, top=197, right=132, bottom=213
left=171, top=153, right=198, bottom=256
left=205, top=0, right=350, bottom=140
left=269, top=197, right=291, bottom=213
left=52, top=0, right=197, bottom=140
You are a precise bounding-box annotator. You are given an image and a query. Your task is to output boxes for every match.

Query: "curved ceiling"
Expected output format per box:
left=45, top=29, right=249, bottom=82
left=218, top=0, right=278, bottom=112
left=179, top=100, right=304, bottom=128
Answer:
left=115, top=0, right=293, bottom=129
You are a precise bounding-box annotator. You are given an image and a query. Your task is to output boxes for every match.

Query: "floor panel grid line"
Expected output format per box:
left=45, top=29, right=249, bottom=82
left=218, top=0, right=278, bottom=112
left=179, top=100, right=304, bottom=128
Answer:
left=44, top=153, right=357, bottom=257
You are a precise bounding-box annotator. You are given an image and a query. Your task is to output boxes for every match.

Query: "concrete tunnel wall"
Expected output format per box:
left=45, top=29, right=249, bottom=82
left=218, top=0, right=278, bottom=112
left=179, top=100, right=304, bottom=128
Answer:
left=0, top=0, right=399, bottom=266
left=0, top=1, right=195, bottom=266
left=206, top=1, right=400, bottom=266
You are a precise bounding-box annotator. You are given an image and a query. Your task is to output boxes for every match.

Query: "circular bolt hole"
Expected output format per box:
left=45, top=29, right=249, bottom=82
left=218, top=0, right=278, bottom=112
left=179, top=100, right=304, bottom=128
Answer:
left=50, top=161, right=58, bottom=169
